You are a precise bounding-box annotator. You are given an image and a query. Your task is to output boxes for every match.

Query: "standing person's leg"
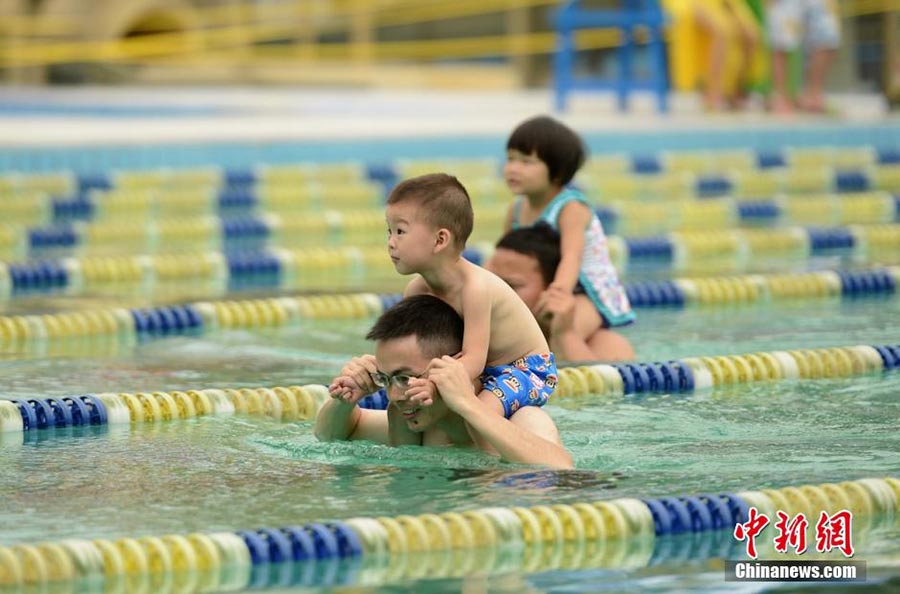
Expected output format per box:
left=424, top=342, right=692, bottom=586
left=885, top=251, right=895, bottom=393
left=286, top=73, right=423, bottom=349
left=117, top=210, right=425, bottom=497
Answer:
left=727, top=0, right=762, bottom=109
left=770, top=50, right=794, bottom=112
left=694, top=1, right=730, bottom=111
left=767, top=0, right=801, bottom=113
left=797, top=0, right=841, bottom=112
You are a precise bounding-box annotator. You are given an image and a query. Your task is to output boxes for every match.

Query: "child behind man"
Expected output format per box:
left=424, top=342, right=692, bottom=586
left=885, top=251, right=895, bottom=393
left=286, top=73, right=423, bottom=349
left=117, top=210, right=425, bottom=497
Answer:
left=503, top=115, right=635, bottom=358
left=384, top=173, right=558, bottom=426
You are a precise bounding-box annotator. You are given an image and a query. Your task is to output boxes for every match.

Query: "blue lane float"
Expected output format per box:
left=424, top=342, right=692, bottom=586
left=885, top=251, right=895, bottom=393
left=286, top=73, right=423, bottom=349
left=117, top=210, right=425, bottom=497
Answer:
left=807, top=227, right=856, bottom=252
left=835, top=170, right=871, bottom=193
left=218, top=188, right=260, bottom=211
left=28, top=225, right=79, bottom=252
left=280, top=526, right=318, bottom=562
left=226, top=251, right=282, bottom=291
left=76, top=172, right=112, bottom=193
left=737, top=200, right=780, bottom=222
left=877, top=148, right=900, bottom=164
left=625, top=236, right=674, bottom=261
left=224, top=168, right=258, bottom=188
left=838, top=269, right=896, bottom=296
left=631, top=155, right=663, bottom=174
left=52, top=197, right=95, bottom=222
left=7, top=260, right=70, bottom=294
left=695, top=175, right=732, bottom=198
left=756, top=151, right=786, bottom=169
left=131, top=305, right=204, bottom=337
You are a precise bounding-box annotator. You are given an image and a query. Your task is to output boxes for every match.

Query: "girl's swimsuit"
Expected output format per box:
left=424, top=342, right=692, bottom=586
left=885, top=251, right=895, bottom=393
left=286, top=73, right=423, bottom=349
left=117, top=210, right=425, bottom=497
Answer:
left=512, top=188, right=635, bottom=327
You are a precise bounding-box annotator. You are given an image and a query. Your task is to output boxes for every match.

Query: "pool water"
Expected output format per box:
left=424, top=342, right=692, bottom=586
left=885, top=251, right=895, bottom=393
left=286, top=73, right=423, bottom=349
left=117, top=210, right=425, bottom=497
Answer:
left=1, top=296, right=898, bottom=592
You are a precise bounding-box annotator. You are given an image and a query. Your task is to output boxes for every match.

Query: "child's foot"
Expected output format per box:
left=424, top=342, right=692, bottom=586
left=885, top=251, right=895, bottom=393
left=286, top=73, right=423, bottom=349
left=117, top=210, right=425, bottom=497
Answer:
left=703, top=97, right=729, bottom=113
left=769, top=94, right=794, bottom=115
left=797, top=93, right=827, bottom=113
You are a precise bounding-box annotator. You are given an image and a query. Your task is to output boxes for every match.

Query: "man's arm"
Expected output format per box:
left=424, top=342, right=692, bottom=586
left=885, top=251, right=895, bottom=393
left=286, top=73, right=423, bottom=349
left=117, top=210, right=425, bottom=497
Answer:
left=314, top=399, right=389, bottom=444
left=428, top=356, right=574, bottom=469
left=317, top=354, right=389, bottom=444
left=461, top=396, right=573, bottom=469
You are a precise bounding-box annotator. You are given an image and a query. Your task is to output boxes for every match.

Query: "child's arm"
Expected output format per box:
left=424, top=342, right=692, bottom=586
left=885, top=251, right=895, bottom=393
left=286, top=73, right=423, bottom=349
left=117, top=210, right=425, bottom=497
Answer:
left=552, top=201, right=593, bottom=292
left=457, top=279, right=493, bottom=381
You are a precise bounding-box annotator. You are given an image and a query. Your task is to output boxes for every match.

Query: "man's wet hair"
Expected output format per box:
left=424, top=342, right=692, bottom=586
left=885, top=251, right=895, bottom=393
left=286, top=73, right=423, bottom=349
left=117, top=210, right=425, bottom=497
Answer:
left=386, top=173, right=474, bottom=249
left=366, top=295, right=464, bottom=359
left=506, top=115, right=586, bottom=186
left=496, top=223, right=561, bottom=287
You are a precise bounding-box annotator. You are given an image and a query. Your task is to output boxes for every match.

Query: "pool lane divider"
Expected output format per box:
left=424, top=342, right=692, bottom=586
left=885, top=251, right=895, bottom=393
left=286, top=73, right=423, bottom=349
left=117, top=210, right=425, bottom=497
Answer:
left=0, top=477, right=895, bottom=592
left=0, top=385, right=330, bottom=434
left=1, top=343, right=897, bottom=436
left=2, top=222, right=900, bottom=300
left=0, top=267, right=898, bottom=350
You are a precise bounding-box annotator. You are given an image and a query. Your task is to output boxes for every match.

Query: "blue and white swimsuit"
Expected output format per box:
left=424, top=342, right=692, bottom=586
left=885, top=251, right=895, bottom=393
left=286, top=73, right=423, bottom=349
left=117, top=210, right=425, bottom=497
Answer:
left=512, top=188, right=635, bottom=327
left=480, top=353, right=558, bottom=418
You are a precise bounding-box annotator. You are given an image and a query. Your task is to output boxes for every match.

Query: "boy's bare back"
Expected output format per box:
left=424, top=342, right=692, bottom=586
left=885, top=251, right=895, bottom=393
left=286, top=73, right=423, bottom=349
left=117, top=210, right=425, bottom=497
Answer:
left=405, top=258, right=549, bottom=366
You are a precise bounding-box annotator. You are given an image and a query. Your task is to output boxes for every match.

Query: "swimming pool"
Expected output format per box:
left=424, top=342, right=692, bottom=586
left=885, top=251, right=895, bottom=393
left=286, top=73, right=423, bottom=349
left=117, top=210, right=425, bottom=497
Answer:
left=1, top=129, right=899, bottom=592
left=1, top=290, right=898, bottom=592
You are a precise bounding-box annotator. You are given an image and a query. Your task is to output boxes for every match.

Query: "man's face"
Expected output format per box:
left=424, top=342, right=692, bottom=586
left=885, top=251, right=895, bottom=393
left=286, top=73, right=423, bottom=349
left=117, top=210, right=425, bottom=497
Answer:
left=374, top=335, right=445, bottom=432
left=486, top=248, right=547, bottom=316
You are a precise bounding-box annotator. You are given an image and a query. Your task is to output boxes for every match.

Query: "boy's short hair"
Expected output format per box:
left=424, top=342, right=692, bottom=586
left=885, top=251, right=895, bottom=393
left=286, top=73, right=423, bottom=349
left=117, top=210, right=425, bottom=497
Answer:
left=366, top=295, right=464, bottom=359
left=386, top=173, right=474, bottom=249
left=495, top=223, right=561, bottom=287
left=506, top=115, right=586, bottom=186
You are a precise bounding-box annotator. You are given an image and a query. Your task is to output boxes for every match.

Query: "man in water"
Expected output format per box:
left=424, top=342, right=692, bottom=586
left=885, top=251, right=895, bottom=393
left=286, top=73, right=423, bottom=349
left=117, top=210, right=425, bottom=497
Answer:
left=315, top=295, right=573, bottom=469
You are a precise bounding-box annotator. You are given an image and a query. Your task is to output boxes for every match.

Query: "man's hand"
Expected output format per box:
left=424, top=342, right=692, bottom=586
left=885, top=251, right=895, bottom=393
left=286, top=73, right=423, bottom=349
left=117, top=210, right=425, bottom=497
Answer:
left=536, top=285, right=577, bottom=337
left=328, top=354, right=379, bottom=405
left=426, top=356, right=479, bottom=415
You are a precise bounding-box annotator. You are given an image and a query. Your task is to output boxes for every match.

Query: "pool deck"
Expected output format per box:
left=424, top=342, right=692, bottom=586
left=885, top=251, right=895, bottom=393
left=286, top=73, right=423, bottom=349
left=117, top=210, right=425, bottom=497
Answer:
left=0, top=86, right=894, bottom=147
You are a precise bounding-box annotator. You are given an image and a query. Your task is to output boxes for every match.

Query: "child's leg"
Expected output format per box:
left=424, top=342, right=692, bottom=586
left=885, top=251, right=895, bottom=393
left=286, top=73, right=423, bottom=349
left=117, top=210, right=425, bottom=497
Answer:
left=586, top=328, right=636, bottom=362
left=571, top=295, right=604, bottom=341
left=476, top=388, right=505, bottom=417
left=548, top=295, right=605, bottom=361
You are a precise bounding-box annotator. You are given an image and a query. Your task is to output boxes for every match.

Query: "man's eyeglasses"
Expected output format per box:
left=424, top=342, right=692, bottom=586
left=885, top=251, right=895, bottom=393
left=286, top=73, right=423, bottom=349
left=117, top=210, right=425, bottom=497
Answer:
left=370, top=371, right=424, bottom=390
